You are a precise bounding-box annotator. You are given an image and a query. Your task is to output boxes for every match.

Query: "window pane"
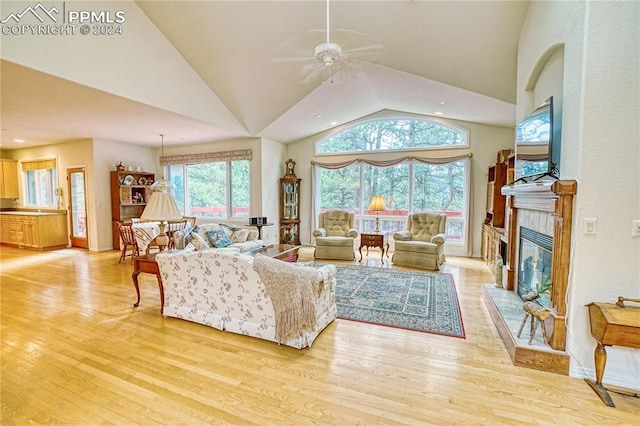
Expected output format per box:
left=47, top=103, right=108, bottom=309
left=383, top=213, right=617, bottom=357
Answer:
left=167, top=164, right=185, bottom=214
left=317, top=118, right=468, bottom=154
left=230, top=160, right=250, bottom=218
left=319, top=165, right=360, bottom=213
left=413, top=161, right=466, bottom=242
left=362, top=163, right=409, bottom=233
left=24, top=168, right=55, bottom=207
left=187, top=162, right=226, bottom=219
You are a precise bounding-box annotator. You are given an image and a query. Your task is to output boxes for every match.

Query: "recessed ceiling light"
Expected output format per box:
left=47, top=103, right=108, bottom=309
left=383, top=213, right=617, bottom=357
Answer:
left=14, top=139, right=25, bottom=143
left=330, top=121, right=338, bottom=126
left=434, top=112, right=443, bottom=116
left=316, top=114, right=322, bottom=118
left=440, top=101, right=446, bottom=105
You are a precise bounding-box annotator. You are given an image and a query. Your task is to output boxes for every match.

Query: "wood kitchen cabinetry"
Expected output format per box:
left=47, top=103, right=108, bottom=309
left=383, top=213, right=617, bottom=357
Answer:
left=0, top=159, right=19, bottom=199
left=0, top=213, right=68, bottom=250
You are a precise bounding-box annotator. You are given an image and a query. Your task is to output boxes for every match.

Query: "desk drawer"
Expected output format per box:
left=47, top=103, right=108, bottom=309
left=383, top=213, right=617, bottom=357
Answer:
left=363, top=235, right=383, bottom=245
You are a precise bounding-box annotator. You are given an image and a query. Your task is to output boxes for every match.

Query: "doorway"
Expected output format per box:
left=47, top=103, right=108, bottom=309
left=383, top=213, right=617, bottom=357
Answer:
left=67, top=167, right=89, bottom=249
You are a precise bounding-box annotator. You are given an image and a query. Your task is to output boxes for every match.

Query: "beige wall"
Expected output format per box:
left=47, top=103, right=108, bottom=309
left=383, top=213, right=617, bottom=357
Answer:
left=518, top=1, right=639, bottom=389
left=92, top=139, right=156, bottom=251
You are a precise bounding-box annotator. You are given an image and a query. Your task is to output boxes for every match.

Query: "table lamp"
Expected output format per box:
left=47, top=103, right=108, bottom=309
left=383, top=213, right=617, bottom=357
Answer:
left=368, top=195, right=387, bottom=233
left=141, top=134, right=182, bottom=251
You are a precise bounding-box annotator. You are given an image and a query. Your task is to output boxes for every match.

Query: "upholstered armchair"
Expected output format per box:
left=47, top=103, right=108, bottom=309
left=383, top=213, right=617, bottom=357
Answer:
left=392, top=212, right=447, bottom=270
left=313, top=210, right=358, bottom=260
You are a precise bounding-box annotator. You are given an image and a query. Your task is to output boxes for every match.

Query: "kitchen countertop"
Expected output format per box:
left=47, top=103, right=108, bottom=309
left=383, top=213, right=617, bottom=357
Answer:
left=1, top=210, right=67, bottom=216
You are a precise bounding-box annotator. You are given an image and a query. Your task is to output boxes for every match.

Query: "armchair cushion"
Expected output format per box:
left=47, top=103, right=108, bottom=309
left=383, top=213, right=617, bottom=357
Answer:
left=393, top=230, right=412, bottom=241
left=346, top=228, right=358, bottom=239
left=431, top=233, right=446, bottom=245
left=313, top=228, right=327, bottom=238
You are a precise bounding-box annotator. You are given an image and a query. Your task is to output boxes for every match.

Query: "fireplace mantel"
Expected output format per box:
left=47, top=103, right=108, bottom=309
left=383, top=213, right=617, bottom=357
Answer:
left=502, top=180, right=578, bottom=213
left=483, top=180, right=577, bottom=373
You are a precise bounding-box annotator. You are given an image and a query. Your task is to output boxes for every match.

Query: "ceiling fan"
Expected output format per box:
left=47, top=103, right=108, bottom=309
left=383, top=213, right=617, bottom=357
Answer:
left=273, top=0, right=384, bottom=84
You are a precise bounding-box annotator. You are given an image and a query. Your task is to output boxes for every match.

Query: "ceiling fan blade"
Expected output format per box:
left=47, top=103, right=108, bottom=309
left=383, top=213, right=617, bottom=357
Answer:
left=272, top=56, right=315, bottom=64
left=342, top=43, right=385, bottom=62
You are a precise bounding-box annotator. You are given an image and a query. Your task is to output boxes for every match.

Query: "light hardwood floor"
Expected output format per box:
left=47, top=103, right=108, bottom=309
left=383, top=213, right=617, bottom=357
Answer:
left=1, top=245, right=638, bottom=425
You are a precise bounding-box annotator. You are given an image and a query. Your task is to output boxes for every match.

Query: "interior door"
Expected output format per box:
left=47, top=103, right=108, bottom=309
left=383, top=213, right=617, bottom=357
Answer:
left=67, top=167, right=89, bottom=249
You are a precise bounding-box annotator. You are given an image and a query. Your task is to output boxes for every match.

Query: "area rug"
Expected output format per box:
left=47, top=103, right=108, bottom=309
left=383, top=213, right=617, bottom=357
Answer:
left=310, top=263, right=465, bottom=338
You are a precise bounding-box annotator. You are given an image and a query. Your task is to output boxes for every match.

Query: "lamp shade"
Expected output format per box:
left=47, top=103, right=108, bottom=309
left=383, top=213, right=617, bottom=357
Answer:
left=141, top=192, right=182, bottom=222
left=368, top=195, right=387, bottom=212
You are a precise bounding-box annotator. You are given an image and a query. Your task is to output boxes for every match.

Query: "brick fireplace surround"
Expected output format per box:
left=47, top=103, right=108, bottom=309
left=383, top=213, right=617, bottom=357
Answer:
left=482, top=180, right=577, bottom=374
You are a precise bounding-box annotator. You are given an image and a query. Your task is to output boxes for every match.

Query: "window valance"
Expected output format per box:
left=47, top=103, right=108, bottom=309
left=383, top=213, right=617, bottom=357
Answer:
left=21, top=159, right=56, bottom=171
left=310, top=153, right=472, bottom=169
left=160, top=149, right=252, bottom=166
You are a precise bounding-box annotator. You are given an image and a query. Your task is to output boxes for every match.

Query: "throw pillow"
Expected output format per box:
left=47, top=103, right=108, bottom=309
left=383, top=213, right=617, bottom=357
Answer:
left=186, top=232, right=208, bottom=251
left=220, top=222, right=243, bottom=232
left=246, top=229, right=259, bottom=241
left=206, top=229, right=233, bottom=248
left=231, top=229, right=249, bottom=243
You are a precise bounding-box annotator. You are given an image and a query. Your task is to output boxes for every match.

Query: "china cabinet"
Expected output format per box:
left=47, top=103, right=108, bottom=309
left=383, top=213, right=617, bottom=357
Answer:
left=279, top=159, right=301, bottom=245
left=110, top=170, right=155, bottom=249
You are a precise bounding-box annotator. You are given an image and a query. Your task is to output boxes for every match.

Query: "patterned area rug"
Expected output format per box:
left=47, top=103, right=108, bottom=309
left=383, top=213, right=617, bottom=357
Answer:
left=313, top=263, right=465, bottom=338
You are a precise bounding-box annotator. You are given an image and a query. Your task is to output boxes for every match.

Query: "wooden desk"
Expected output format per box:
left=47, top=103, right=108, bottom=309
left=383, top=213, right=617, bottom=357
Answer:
left=585, top=301, right=640, bottom=407
left=359, top=232, right=389, bottom=264
left=132, top=254, right=164, bottom=313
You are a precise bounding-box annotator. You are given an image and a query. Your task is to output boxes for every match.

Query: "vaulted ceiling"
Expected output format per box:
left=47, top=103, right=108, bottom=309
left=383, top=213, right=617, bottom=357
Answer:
left=0, top=1, right=529, bottom=150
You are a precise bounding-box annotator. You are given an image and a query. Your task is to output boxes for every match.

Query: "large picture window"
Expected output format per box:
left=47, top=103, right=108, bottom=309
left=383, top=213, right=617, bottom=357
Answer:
left=315, top=157, right=469, bottom=252
left=316, top=117, right=468, bottom=155
left=312, top=116, right=471, bottom=255
left=22, top=159, right=57, bottom=208
left=162, top=150, right=251, bottom=220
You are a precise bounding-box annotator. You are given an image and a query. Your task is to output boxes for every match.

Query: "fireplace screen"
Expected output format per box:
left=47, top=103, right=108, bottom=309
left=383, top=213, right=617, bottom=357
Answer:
left=518, top=227, right=553, bottom=308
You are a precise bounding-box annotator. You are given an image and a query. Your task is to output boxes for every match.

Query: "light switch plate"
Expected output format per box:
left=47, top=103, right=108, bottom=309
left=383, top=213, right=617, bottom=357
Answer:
left=584, top=218, right=597, bottom=235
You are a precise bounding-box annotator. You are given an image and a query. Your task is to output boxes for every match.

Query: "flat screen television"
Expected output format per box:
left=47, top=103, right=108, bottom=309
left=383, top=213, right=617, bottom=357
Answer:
left=514, top=96, right=558, bottom=182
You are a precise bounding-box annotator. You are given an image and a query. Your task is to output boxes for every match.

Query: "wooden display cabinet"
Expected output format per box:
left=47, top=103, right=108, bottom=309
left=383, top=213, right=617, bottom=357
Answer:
left=110, top=170, right=155, bottom=249
left=279, top=159, right=301, bottom=245
left=485, top=162, right=507, bottom=227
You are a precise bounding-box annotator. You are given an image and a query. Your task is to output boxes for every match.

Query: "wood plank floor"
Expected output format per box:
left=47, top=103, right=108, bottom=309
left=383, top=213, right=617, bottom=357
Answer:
left=1, top=245, right=638, bottom=425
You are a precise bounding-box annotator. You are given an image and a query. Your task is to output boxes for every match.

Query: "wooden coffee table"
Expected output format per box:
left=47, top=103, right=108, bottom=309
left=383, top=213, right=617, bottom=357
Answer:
left=245, top=244, right=300, bottom=262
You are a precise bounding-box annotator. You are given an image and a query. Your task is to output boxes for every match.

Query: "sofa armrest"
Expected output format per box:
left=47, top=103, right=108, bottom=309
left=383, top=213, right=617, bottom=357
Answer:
left=431, top=233, right=447, bottom=245
left=314, top=264, right=337, bottom=292
left=393, top=230, right=412, bottom=241
left=346, top=228, right=358, bottom=239
left=313, top=228, right=327, bottom=237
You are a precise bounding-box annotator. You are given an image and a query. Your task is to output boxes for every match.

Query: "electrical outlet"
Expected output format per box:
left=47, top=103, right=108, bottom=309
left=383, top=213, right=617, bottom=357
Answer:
left=632, top=220, right=640, bottom=237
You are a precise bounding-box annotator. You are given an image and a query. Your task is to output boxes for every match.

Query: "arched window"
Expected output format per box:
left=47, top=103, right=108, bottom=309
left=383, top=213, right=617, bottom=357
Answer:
left=316, top=117, right=468, bottom=155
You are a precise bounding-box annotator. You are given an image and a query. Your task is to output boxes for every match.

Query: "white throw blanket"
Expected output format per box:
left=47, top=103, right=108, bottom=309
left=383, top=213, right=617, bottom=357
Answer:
left=253, top=254, right=318, bottom=344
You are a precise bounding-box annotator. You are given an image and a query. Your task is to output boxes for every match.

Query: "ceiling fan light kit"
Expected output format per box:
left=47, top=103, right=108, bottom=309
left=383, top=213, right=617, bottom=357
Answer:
left=314, top=42, right=342, bottom=66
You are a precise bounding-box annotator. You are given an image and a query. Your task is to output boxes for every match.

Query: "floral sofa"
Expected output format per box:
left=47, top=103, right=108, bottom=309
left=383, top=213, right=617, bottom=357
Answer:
left=173, top=223, right=264, bottom=253
left=155, top=249, right=338, bottom=349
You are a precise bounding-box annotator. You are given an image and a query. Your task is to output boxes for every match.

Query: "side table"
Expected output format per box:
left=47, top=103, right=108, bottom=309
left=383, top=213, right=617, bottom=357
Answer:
left=359, top=232, right=390, bottom=264
left=246, top=222, right=273, bottom=240
left=132, top=254, right=164, bottom=313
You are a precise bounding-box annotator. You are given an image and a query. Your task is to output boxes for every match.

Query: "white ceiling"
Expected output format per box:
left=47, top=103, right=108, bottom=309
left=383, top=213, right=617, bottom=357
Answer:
left=0, top=1, right=529, bottom=150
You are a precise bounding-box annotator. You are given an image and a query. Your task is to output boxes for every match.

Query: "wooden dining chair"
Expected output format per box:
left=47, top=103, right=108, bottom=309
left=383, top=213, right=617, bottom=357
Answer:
left=182, top=216, right=197, bottom=228
left=167, top=219, right=188, bottom=249
left=115, top=221, right=139, bottom=263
